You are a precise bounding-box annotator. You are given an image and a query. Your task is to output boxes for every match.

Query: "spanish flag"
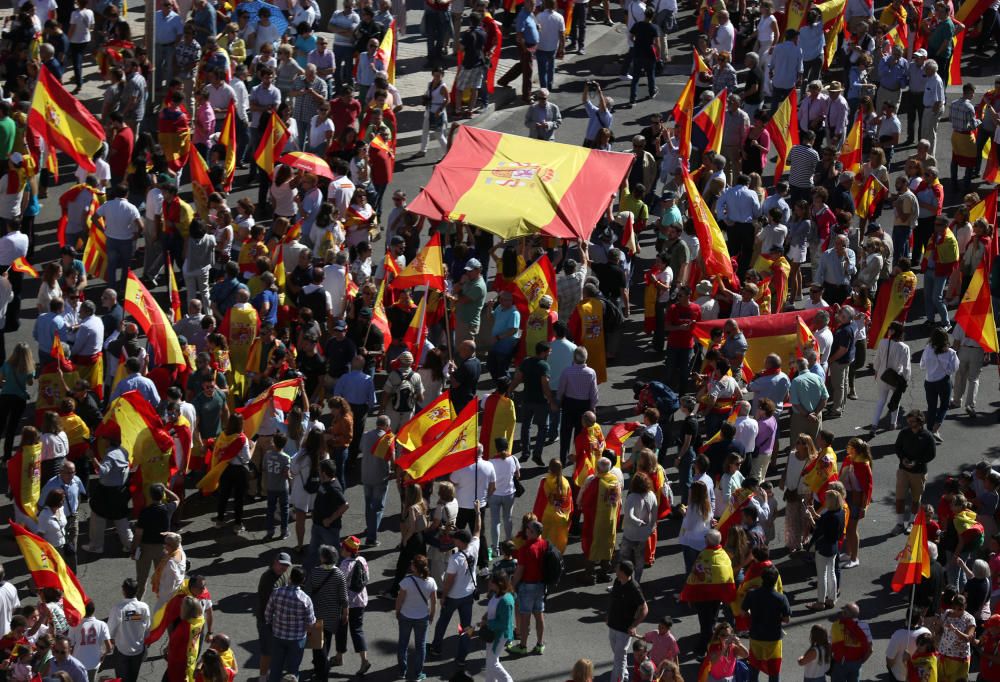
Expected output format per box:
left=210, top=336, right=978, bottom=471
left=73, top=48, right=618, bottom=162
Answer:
left=749, top=640, right=783, bottom=676
left=479, top=391, right=516, bottom=459
left=885, top=21, right=908, bottom=49
left=512, top=253, right=559, bottom=313
left=532, top=473, right=573, bottom=552
left=56, top=184, right=99, bottom=248
left=802, top=451, right=839, bottom=497
left=195, top=432, right=248, bottom=495
left=818, top=0, right=847, bottom=67
left=166, top=254, right=182, bottom=324
left=395, top=399, right=479, bottom=483
left=166, top=612, right=204, bottom=682
left=124, top=271, right=187, bottom=367
left=98, top=391, right=174, bottom=464
left=51, top=331, right=67, bottom=366
left=907, top=651, right=939, bottom=682
left=391, top=233, right=446, bottom=290
left=796, top=314, right=820, bottom=357
left=955, top=261, right=999, bottom=352
left=681, top=165, right=733, bottom=280
left=867, top=268, right=918, bottom=349
left=954, top=508, right=985, bottom=543
left=732, top=559, right=783, bottom=630
left=7, top=442, right=42, bottom=520
left=604, top=421, right=641, bottom=459
left=372, top=278, right=393, bottom=351
left=157, top=107, right=191, bottom=173
left=396, top=391, right=455, bottom=451
left=851, top=174, right=888, bottom=219
left=679, top=544, right=736, bottom=602
left=831, top=618, right=870, bottom=661
left=146, top=579, right=210, bottom=644
left=839, top=111, right=863, bottom=175
left=693, top=88, right=726, bottom=155
left=11, top=521, right=89, bottom=625
left=402, top=292, right=429, bottom=366
left=984, top=137, right=1000, bottom=184
left=717, top=487, right=754, bottom=543
left=27, top=67, right=104, bottom=173
left=371, top=429, right=396, bottom=460
left=956, top=0, right=992, bottom=24
left=580, top=470, right=620, bottom=561
left=254, top=112, right=290, bottom=178
left=11, top=256, right=38, bottom=277
left=406, top=126, right=633, bottom=241
left=891, top=507, right=931, bottom=591
left=674, top=73, right=697, bottom=162
left=216, top=102, right=236, bottom=191
left=766, top=90, right=799, bottom=184
left=784, top=0, right=808, bottom=33
left=83, top=218, right=108, bottom=281
left=374, top=19, right=397, bottom=83
left=236, top=378, right=302, bottom=440
left=753, top=252, right=790, bottom=313
left=949, top=29, right=965, bottom=86
left=573, top=422, right=606, bottom=486
left=189, top=148, right=212, bottom=220
left=968, top=188, right=998, bottom=236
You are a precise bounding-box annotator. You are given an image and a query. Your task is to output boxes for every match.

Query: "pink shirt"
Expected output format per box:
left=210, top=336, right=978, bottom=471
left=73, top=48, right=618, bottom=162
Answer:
left=193, top=101, right=214, bottom=146
left=643, top=631, right=679, bottom=665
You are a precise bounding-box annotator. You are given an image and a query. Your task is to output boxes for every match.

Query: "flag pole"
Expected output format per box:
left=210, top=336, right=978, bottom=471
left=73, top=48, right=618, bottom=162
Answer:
left=443, top=291, right=454, bottom=360
left=906, top=494, right=923, bottom=626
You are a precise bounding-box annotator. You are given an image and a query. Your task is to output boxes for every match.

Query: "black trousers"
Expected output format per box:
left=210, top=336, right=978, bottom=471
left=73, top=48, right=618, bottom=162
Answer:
left=312, top=624, right=338, bottom=682
left=694, top=600, right=721, bottom=652
left=0, top=394, right=26, bottom=460
left=114, top=648, right=146, bottom=682
left=912, top=216, right=935, bottom=268
left=558, top=396, right=591, bottom=465
left=217, top=464, right=249, bottom=524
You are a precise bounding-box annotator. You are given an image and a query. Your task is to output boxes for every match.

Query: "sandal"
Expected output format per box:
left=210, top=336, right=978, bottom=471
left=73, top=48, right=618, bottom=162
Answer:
left=806, top=602, right=829, bottom=611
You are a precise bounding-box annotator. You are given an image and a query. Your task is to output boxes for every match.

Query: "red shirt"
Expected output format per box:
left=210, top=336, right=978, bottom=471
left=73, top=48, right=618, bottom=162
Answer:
left=163, top=196, right=180, bottom=235
left=666, top=302, right=702, bottom=349
left=329, top=98, right=362, bottom=135
left=516, top=536, right=547, bottom=583
left=108, top=127, right=134, bottom=180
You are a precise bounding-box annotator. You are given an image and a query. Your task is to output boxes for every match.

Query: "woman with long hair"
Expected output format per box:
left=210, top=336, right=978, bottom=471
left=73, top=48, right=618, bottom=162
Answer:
left=488, top=439, right=520, bottom=559
left=213, top=413, right=253, bottom=534
left=326, top=397, right=353, bottom=490
left=797, top=624, right=831, bottom=680
left=39, top=411, right=69, bottom=484
left=635, top=449, right=668, bottom=567
left=920, top=327, right=959, bottom=442
left=782, top=434, right=817, bottom=552
left=570, top=659, right=594, bottom=682
left=846, top=287, right=872, bottom=399
left=195, top=648, right=232, bottom=682
left=395, top=555, right=437, bottom=682
left=839, top=438, right=873, bottom=568
left=290, top=429, right=328, bottom=552
left=702, top=622, right=749, bottom=681
left=678, top=480, right=713, bottom=572
left=417, top=348, right=448, bottom=406
left=0, top=343, right=35, bottom=460
left=870, top=321, right=911, bottom=435
left=426, top=481, right=459, bottom=583
left=532, top=459, right=573, bottom=553
left=807, top=490, right=846, bottom=610
left=390, top=484, right=428, bottom=597
left=37, top=262, right=62, bottom=313
left=268, top=164, right=298, bottom=221
left=481, top=570, right=515, bottom=682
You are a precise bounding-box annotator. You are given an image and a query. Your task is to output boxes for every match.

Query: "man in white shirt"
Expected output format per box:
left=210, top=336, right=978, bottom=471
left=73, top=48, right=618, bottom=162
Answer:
left=70, top=601, right=113, bottom=678
left=812, top=309, right=834, bottom=368
left=731, top=401, right=759, bottom=453
left=803, top=283, right=829, bottom=309
left=70, top=301, right=103, bottom=359
left=96, top=185, right=142, bottom=292
left=534, top=0, right=565, bottom=91
left=108, top=578, right=150, bottom=682
left=428, top=501, right=481, bottom=662
left=449, top=445, right=495, bottom=568
left=0, top=564, right=18, bottom=634
left=327, top=158, right=355, bottom=219
left=921, top=59, right=946, bottom=155
left=322, top=251, right=349, bottom=318
left=207, top=69, right=237, bottom=127
left=885, top=614, right=931, bottom=682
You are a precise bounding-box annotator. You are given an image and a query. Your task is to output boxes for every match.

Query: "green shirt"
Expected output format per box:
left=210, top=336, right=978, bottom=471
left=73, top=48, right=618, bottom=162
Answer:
left=192, top=389, right=227, bottom=439
left=0, top=117, right=16, bottom=161
left=518, top=356, right=551, bottom=404
left=456, top=275, right=487, bottom=325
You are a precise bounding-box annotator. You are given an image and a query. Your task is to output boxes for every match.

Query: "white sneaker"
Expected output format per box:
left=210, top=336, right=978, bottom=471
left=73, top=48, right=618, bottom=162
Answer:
left=842, top=559, right=860, bottom=569
left=620, top=74, right=633, bottom=81
left=81, top=544, right=103, bottom=554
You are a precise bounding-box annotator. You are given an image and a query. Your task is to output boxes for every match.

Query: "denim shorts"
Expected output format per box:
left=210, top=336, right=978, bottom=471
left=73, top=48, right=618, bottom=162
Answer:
left=517, top=582, right=545, bottom=614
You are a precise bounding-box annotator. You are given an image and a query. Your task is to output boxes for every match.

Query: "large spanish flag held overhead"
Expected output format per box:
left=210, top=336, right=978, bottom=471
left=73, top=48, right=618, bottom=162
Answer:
left=395, top=399, right=479, bottom=483
left=692, top=88, right=727, bottom=156
left=817, top=0, right=847, bottom=67
left=681, top=165, right=733, bottom=280
left=390, top=233, right=446, bottom=290
left=124, top=270, right=187, bottom=367
left=765, top=89, right=799, bottom=184
left=891, top=507, right=932, bottom=591
left=955, top=261, right=999, bottom=352
left=98, top=391, right=173, bottom=463
left=407, top=126, right=633, bottom=242
left=11, top=521, right=89, bottom=625
left=254, top=111, right=290, bottom=178
left=512, top=253, right=559, bottom=313
left=396, top=391, right=455, bottom=451
left=27, top=66, right=104, bottom=173
left=867, top=268, right=917, bottom=348
left=839, top=111, right=863, bottom=175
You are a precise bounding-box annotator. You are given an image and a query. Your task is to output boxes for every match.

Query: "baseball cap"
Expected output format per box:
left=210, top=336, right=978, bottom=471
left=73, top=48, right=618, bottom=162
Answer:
left=276, top=552, right=292, bottom=566
left=660, top=190, right=676, bottom=201
left=914, top=48, right=927, bottom=57
left=464, top=258, right=483, bottom=271
left=333, top=319, right=348, bottom=331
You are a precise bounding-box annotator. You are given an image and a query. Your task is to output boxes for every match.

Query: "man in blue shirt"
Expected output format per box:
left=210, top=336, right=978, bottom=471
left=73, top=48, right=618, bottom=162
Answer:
left=110, top=357, right=162, bottom=405
left=487, top=290, right=521, bottom=380
left=50, top=635, right=90, bottom=682
left=41, top=460, right=86, bottom=570
left=876, top=45, right=909, bottom=112
left=769, top=30, right=803, bottom=108
left=581, top=81, right=612, bottom=147
left=512, top=2, right=539, bottom=102
left=335, top=355, right=378, bottom=458
left=34, top=298, right=68, bottom=365
left=798, top=9, right=826, bottom=87
left=717, top=174, right=761, bottom=275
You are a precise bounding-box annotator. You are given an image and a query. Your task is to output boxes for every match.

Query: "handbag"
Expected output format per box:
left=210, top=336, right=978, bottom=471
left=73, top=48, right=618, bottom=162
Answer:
left=513, top=478, right=525, bottom=498
left=478, top=624, right=496, bottom=642
left=879, top=341, right=906, bottom=390
left=306, top=619, right=325, bottom=649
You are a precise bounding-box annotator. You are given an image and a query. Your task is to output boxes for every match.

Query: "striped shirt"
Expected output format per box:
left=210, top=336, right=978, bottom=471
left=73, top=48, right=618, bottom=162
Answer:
left=305, top=565, right=349, bottom=624
left=950, top=98, right=980, bottom=133
left=786, top=145, right=820, bottom=188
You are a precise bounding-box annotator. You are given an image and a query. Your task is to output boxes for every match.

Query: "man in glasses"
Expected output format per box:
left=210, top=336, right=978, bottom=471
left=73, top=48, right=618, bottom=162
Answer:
left=49, top=634, right=89, bottom=682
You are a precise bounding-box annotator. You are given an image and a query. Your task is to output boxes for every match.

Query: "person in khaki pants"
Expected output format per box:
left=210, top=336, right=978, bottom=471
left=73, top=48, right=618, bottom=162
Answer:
left=892, top=410, right=936, bottom=535
left=131, top=483, right=180, bottom=600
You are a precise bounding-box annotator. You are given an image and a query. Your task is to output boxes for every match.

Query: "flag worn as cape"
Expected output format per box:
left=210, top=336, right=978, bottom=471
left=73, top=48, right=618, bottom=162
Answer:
left=195, top=432, right=249, bottom=495
left=572, top=423, right=606, bottom=486
left=532, top=473, right=573, bottom=552
left=717, top=487, right=754, bottom=543
left=831, top=618, right=870, bottom=661
left=580, top=470, right=620, bottom=562
left=479, top=392, right=516, bottom=459
left=680, top=544, right=737, bottom=602
left=56, top=184, right=98, bottom=248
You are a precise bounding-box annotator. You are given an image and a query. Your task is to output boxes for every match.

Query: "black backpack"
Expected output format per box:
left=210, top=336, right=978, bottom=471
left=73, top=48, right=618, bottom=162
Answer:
left=541, top=541, right=564, bottom=589
left=392, top=369, right=416, bottom=412
left=646, top=380, right=680, bottom=416
left=348, top=559, right=368, bottom=593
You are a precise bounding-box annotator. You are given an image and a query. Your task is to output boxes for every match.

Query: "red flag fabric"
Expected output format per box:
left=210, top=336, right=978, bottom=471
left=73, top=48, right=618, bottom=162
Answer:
left=11, top=521, right=90, bottom=625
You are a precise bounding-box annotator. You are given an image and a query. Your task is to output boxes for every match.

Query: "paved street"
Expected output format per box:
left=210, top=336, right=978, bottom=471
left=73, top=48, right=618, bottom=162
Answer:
left=3, top=3, right=1000, bottom=682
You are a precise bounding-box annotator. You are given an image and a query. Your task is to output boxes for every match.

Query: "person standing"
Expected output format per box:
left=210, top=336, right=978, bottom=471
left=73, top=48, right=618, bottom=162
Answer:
left=481, top=571, right=515, bottom=682
left=131, top=483, right=180, bottom=600
left=428, top=502, right=481, bottom=665
left=679, top=529, right=736, bottom=655
left=306, top=460, right=349, bottom=572
left=451, top=260, right=487, bottom=344
left=557, top=347, right=599, bottom=465
left=265, top=566, right=316, bottom=682
left=83, top=424, right=133, bottom=556
left=449, top=340, right=482, bottom=413
left=829, top=603, right=873, bottom=682
left=806, top=490, right=845, bottom=611
left=825, top=306, right=857, bottom=418
left=512, top=2, right=539, bottom=102
left=70, top=601, right=112, bottom=682
left=619, top=473, right=658, bottom=584
left=256, top=552, right=292, bottom=682
left=628, top=7, right=658, bottom=106
left=534, top=0, right=565, bottom=91
left=524, top=89, right=562, bottom=141
left=769, top=30, right=803, bottom=107
left=335, top=538, right=371, bottom=676
left=606, top=561, right=649, bottom=682
left=919, top=327, right=959, bottom=442
left=892, top=410, right=936, bottom=534
left=305, top=545, right=349, bottom=682
left=510, top=519, right=548, bottom=655
left=741, top=566, right=791, bottom=682
left=511, top=342, right=558, bottom=465
left=950, top=83, right=981, bottom=193
left=107, top=579, right=149, bottom=682
left=395, top=555, right=437, bottom=682
left=360, top=414, right=393, bottom=547
left=450, top=447, right=494, bottom=568
left=96, top=184, right=143, bottom=293
left=920, top=59, right=945, bottom=155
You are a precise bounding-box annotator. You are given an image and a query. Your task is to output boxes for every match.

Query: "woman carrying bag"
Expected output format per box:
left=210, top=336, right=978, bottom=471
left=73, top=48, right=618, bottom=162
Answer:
left=869, top=321, right=911, bottom=438
left=480, top=571, right=515, bottom=682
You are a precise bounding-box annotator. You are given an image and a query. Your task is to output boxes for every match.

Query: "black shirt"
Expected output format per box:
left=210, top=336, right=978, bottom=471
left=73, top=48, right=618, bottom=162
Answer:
left=136, top=501, right=178, bottom=545
left=830, top=185, right=855, bottom=215
left=460, top=26, right=486, bottom=68
left=895, top=427, right=936, bottom=474
left=298, top=350, right=326, bottom=397
left=324, top=337, right=358, bottom=379
left=814, top=508, right=845, bottom=556
left=101, top=304, right=124, bottom=338
left=607, top=578, right=645, bottom=632
left=256, top=567, right=290, bottom=620
left=681, top=415, right=701, bottom=450
left=629, top=21, right=658, bottom=61
left=313, top=480, right=348, bottom=532
left=705, top=438, right=746, bottom=478
left=830, top=323, right=856, bottom=364
left=742, top=69, right=762, bottom=105
left=452, top=356, right=482, bottom=410
left=742, top=587, right=790, bottom=641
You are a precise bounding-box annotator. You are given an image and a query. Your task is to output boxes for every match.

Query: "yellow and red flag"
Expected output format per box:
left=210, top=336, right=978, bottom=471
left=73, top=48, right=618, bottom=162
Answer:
left=955, top=261, right=999, bottom=352
left=748, top=640, right=783, bottom=677
left=479, top=391, right=516, bottom=459
left=218, top=101, right=237, bottom=192
left=391, top=233, right=446, bottom=290
left=402, top=292, right=429, bottom=365
left=190, top=148, right=212, bottom=220
left=681, top=165, right=733, bottom=280
left=692, top=88, right=727, bottom=155
left=370, top=134, right=393, bottom=157
left=56, top=183, right=99, bottom=248
left=83, top=218, right=108, bottom=281
left=679, top=544, right=736, bottom=602
left=817, top=0, right=848, bottom=67
left=146, top=579, right=209, bottom=644
left=407, top=126, right=633, bottom=241
left=851, top=174, right=888, bottom=219
left=604, top=421, right=642, bottom=458
left=969, top=188, right=1000, bottom=262
left=382, top=251, right=401, bottom=280
left=7, top=442, right=41, bottom=520
left=674, top=74, right=697, bottom=162
left=27, top=67, right=104, bottom=173
left=784, top=0, right=809, bottom=34
left=956, top=0, right=992, bottom=23
left=124, top=270, right=187, bottom=367
left=765, top=89, right=799, bottom=184
left=717, top=487, right=754, bottom=543
left=753, top=252, right=791, bottom=313
left=97, top=390, right=173, bottom=463
left=949, top=30, right=965, bottom=85
left=885, top=21, right=908, bottom=49
left=196, top=432, right=249, bottom=495
left=396, top=391, right=455, bottom=451
left=395, top=399, right=479, bottom=483
left=165, top=254, right=182, bottom=323
left=253, top=111, right=290, bottom=178
left=732, top=559, right=784, bottom=631
left=891, top=506, right=931, bottom=591
left=11, top=521, right=89, bottom=624
left=868, top=268, right=917, bottom=348
left=839, top=110, right=863, bottom=175
left=157, top=107, right=191, bottom=173
left=832, top=618, right=870, bottom=661
left=983, top=137, right=1000, bottom=185
left=796, top=315, right=820, bottom=357
left=50, top=331, right=67, bottom=367
left=374, top=19, right=397, bottom=83
left=372, top=278, right=393, bottom=351
left=512, top=252, right=559, bottom=313
left=11, top=256, right=38, bottom=277
left=234, top=378, right=302, bottom=440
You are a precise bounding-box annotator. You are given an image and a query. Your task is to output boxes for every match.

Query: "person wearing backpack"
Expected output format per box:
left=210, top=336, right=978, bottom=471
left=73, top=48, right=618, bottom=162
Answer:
left=428, top=501, right=482, bottom=665
left=509, top=519, right=548, bottom=655
left=381, top=351, right=424, bottom=431
left=336, top=537, right=372, bottom=677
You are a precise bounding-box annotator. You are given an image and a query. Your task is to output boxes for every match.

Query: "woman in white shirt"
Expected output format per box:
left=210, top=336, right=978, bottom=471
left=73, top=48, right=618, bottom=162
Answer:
left=395, top=555, right=437, bottom=682
left=307, top=104, right=335, bottom=156
left=920, top=327, right=960, bottom=442
left=37, top=488, right=67, bottom=552
left=290, top=429, right=328, bottom=552
left=487, top=441, right=521, bottom=558
left=36, top=262, right=63, bottom=313
left=268, top=164, right=299, bottom=220
left=153, top=532, right=187, bottom=612
left=678, top=480, right=713, bottom=573
left=39, top=412, right=69, bottom=484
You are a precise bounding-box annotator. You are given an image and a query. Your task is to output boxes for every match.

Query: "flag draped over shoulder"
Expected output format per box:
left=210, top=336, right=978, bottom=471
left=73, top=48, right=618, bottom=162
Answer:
left=954, top=261, right=998, bottom=352
left=851, top=174, right=888, bottom=219
left=254, top=112, right=290, bottom=178
left=679, top=545, right=736, bottom=602
left=196, top=432, right=249, bottom=495
left=83, top=219, right=108, bottom=281
left=124, top=271, right=187, bottom=366
left=396, top=391, right=455, bottom=451
left=27, top=67, right=104, bottom=173
left=407, top=126, right=633, bottom=241
left=765, top=90, right=799, bottom=183
left=681, top=166, right=733, bottom=280
left=7, top=442, right=42, bottom=520
left=11, top=521, right=89, bottom=625
left=395, top=399, right=478, bottom=483
left=867, top=269, right=917, bottom=348
left=604, top=422, right=641, bottom=458
left=693, top=88, right=727, bottom=155
left=717, top=488, right=754, bottom=543
left=146, top=579, right=210, bottom=644
left=390, top=233, right=446, bottom=290
left=512, top=253, right=559, bottom=313
left=479, top=392, right=516, bottom=459
left=158, top=108, right=191, bottom=173
left=891, top=507, right=931, bottom=591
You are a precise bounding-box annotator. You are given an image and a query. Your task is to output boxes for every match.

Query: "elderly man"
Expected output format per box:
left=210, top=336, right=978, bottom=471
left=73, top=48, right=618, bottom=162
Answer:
left=815, top=235, right=856, bottom=305
left=41, top=461, right=86, bottom=571
left=798, top=80, right=829, bottom=146
left=732, top=400, right=758, bottom=454
left=826, top=306, right=857, bottom=418
left=920, top=59, right=945, bottom=154
left=876, top=45, right=909, bottom=113
left=450, top=340, right=482, bottom=412
left=830, top=603, right=873, bottom=680
left=680, top=529, right=736, bottom=655
left=487, top=290, right=522, bottom=380
left=557, top=346, right=599, bottom=465
left=716, top=175, right=761, bottom=275
left=524, top=88, right=562, bottom=141
left=69, top=300, right=103, bottom=388
left=720, top=319, right=748, bottom=371
left=578, top=457, right=622, bottom=584
left=950, top=83, right=981, bottom=192
left=748, top=353, right=790, bottom=413
left=788, top=357, right=828, bottom=448
left=290, top=64, right=329, bottom=146
left=334, top=355, right=377, bottom=459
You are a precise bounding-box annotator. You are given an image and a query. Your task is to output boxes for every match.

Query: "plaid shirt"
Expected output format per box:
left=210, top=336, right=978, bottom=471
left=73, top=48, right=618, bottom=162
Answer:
left=174, top=39, right=202, bottom=78
left=265, top=585, right=316, bottom=640
left=292, top=74, right=329, bottom=125
left=950, top=98, right=980, bottom=134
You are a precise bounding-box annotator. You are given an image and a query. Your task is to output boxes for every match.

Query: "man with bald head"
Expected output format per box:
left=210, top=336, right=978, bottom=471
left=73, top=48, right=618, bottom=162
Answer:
left=450, top=340, right=481, bottom=411
left=41, top=460, right=86, bottom=570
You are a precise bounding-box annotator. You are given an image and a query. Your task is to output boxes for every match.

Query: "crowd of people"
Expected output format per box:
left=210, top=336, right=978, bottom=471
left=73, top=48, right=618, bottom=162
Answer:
left=0, top=0, right=998, bottom=679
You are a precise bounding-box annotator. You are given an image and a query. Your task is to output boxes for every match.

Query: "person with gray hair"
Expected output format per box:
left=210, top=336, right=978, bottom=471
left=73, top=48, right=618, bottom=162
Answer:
left=921, top=58, right=945, bottom=154
left=577, top=456, right=621, bottom=584
left=788, top=354, right=828, bottom=448
left=556, top=242, right=589, bottom=321
left=304, top=546, right=348, bottom=679
left=557, top=345, right=599, bottom=464
left=721, top=94, right=750, bottom=183
left=359, top=414, right=394, bottom=546
left=815, top=234, right=856, bottom=305
left=69, top=299, right=103, bottom=363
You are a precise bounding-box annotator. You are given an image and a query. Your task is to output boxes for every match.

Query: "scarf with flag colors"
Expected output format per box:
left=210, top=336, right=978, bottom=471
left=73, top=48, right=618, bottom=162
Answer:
left=8, top=442, right=41, bottom=521
left=851, top=174, right=889, bottom=219
left=533, top=473, right=573, bottom=552
left=196, top=432, right=249, bottom=495
left=125, top=271, right=187, bottom=366
left=579, top=470, right=620, bottom=562
left=391, top=233, right=446, bottom=290
left=732, top=559, right=783, bottom=630
left=681, top=165, right=734, bottom=280
left=479, top=391, right=516, bottom=459
left=56, top=184, right=100, bottom=249
left=839, top=111, right=864, bottom=174
left=27, top=67, right=104, bottom=173
left=766, top=89, right=799, bottom=184
left=395, top=399, right=478, bottom=483
left=371, top=429, right=395, bottom=460
left=11, top=521, right=89, bottom=625
left=190, top=148, right=213, bottom=219
left=572, top=423, right=606, bottom=486
left=955, top=261, right=999, bottom=352
left=802, top=450, right=839, bottom=497
left=717, top=487, right=754, bottom=543
left=832, top=618, right=870, bottom=661
left=395, top=391, right=455, bottom=452
left=407, top=126, right=633, bottom=241
left=11, top=256, right=38, bottom=277
left=693, top=88, right=727, bottom=155
left=157, top=107, right=191, bottom=173
left=83, top=218, right=108, bottom=281
left=680, top=544, right=736, bottom=602
left=254, top=112, right=290, bottom=178
left=891, top=506, right=932, bottom=591
left=166, top=254, right=182, bottom=323
left=604, top=422, right=641, bottom=459
left=868, top=268, right=917, bottom=348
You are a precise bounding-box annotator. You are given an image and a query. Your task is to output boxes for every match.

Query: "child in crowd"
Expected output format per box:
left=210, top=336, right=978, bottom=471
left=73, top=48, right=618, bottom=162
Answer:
left=263, top=433, right=291, bottom=540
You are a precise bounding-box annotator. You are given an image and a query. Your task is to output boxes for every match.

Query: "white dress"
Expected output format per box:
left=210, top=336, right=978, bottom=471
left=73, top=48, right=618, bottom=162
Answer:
left=290, top=451, right=322, bottom=512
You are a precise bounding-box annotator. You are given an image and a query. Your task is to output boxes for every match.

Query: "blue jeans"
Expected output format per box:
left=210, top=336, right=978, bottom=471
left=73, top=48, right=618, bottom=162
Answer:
left=397, top=615, right=429, bottom=679
left=333, top=44, right=355, bottom=88
left=520, top=401, right=549, bottom=458
left=535, top=50, right=556, bottom=90
left=892, top=224, right=912, bottom=262
left=268, top=635, right=306, bottom=682
left=489, top=492, right=515, bottom=552
left=305, top=523, right=341, bottom=573
left=830, top=659, right=862, bottom=682
left=363, top=482, right=389, bottom=544
left=924, top=377, right=951, bottom=430
left=331, top=446, right=348, bottom=490
left=106, top=237, right=135, bottom=294
left=431, top=593, right=474, bottom=661
left=923, top=271, right=949, bottom=325
left=488, top=336, right=519, bottom=380
left=266, top=490, right=289, bottom=535
left=235, top=116, right=250, bottom=165
left=629, top=57, right=657, bottom=102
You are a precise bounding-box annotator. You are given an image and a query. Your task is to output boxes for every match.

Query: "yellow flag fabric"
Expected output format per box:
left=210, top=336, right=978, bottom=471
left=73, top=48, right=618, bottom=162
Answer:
left=513, top=253, right=559, bottom=312
left=27, top=67, right=104, bottom=172
left=11, top=521, right=89, bottom=624
left=891, top=507, right=932, bottom=591
left=955, top=261, right=999, bottom=352
left=190, top=148, right=212, bottom=220
left=396, top=392, right=455, bottom=451
left=196, top=432, right=244, bottom=495
left=818, top=0, right=848, bottom=67
left=395, top=401, right=478, bottom=482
